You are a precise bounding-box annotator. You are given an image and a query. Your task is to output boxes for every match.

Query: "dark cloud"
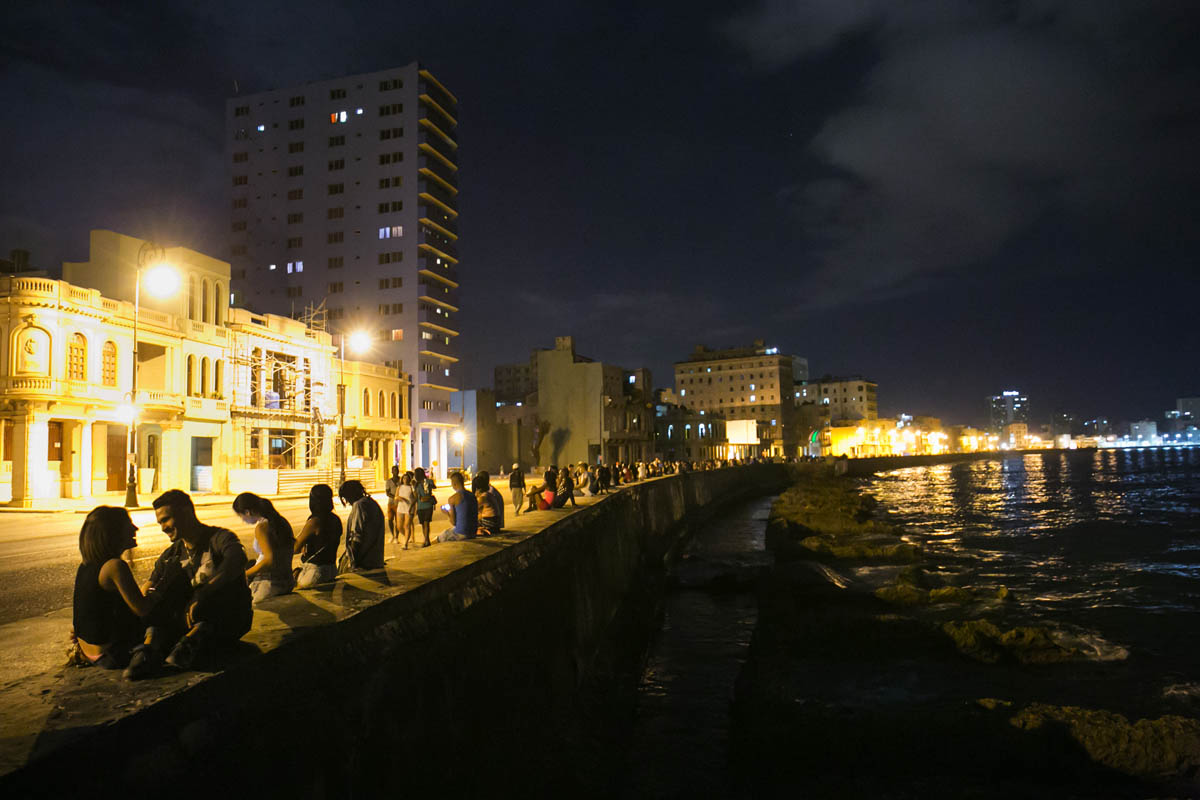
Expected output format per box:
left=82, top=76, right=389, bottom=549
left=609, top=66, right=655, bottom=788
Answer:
left=2, top=1, right=1197, bottom=425
left=724, top=0, right=1200, bottom=309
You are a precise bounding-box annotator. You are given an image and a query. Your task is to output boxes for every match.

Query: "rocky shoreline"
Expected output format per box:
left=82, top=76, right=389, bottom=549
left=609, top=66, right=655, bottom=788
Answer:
left=729, top=466, right=1200, bottom=798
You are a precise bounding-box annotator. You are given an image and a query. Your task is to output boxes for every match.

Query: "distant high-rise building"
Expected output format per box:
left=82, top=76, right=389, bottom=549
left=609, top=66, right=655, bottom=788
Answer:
left=226, top=62, right=460, bottom=470
left=1178, top=397, right=1200, bottom=420
left=988, top=390, right=1029, bottom=434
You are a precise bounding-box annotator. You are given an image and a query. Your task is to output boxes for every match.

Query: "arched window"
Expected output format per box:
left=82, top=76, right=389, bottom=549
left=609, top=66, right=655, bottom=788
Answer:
left=390, top=392, right=398, bottom=418
left=200, top=357, right=210, bottom=397
left=67, top=333, right=87, bottom=381
left=201, top=280, right=210, bottom=323
left=186, top=355, right=195, bottom=396
left=214, top=282, right=224, bottom=325
left=362, top=388, right=371, bottom=416
left=378, top=390, right=386, bottom=418
left=214, top=360, right=223, bottom=396
left=102, top=341, right=117, bottom=386
left=187, top=276, right=196, bottom=320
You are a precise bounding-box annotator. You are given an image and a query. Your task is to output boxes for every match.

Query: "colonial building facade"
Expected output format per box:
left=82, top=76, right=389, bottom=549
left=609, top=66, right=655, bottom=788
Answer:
left=0, top=231, right=408, bottom=507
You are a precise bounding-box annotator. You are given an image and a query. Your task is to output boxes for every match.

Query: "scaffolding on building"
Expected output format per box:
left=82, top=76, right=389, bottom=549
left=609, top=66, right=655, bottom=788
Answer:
left=227, top=309, right=332, bottom=471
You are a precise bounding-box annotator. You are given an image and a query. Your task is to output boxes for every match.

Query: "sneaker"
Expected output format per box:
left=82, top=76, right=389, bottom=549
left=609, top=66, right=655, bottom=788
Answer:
left=165, top=622, right=210, bottom=670
left=122, top=645, right=160, bottom=681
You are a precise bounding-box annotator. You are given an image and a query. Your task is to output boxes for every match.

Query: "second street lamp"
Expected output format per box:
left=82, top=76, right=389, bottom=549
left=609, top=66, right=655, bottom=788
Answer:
left=338, top=330, right=372, bottom=486
left=453, top=429, right=466, bottom=472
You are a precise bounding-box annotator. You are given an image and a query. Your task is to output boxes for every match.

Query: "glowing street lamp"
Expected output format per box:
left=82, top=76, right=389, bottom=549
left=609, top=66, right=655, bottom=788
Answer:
left=453, top=428, right=466, bottom=472
left=338, top=330, right=371, bottom=486
left=126, top=243, right=179, bottom=508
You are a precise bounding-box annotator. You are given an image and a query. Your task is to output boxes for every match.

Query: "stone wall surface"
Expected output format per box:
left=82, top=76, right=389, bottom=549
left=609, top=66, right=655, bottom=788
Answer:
left=1, top=463, right=789, bottom=798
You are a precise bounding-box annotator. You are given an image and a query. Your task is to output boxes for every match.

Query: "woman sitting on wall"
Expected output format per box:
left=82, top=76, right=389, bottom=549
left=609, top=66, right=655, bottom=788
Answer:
left=233, top=492, right=296, bottom=603
left=70, top=506, right=157, bottom=668
left=293, top=484, right=342, bottom=588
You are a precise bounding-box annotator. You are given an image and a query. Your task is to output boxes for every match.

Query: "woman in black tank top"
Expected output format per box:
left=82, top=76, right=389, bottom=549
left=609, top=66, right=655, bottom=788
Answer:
left=71, top=506, right=157, bottom=668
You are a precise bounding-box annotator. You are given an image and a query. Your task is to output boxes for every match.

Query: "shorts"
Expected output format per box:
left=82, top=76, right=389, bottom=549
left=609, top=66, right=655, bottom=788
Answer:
left=296, top=561, right=336, bottom=589
left=249, top=574, right=294, bottom=604
left=416, top=505, right=434, bottom=524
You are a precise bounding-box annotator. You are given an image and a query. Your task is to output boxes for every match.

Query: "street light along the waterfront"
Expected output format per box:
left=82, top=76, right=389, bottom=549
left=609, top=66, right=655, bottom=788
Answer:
left=125, top=244, right=180, bottom=508
left=337, top=330, right=372, bottom=486
left=453, top=428, right=465, bottom=471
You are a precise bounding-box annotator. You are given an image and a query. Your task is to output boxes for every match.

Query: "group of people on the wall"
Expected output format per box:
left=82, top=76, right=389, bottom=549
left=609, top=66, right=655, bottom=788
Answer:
left=69, top=456, right=760, bottom=681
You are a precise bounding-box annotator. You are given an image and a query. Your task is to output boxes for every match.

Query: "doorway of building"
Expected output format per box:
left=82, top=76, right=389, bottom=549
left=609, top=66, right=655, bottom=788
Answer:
left=191, top=437, right=213, bottom=492
left=106, top=426, right=127, bottom=492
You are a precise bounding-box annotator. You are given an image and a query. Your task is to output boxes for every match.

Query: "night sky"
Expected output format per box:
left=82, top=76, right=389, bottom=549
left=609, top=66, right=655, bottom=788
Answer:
left=3, top=1, right=1198, bottom=427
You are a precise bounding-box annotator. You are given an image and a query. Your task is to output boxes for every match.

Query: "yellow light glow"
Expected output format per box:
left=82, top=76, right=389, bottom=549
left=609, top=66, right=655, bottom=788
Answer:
left=143, top=263, right=180, bottom=298
left=453, top=430, right=465, bottom=445
left=347, top=330, right=372, bottom=354
left=115, top=403, right=135, bottom=425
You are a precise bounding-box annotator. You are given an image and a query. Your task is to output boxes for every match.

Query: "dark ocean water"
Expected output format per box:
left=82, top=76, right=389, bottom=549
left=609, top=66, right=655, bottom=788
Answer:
left=622, top=496, right=776, bottom=798
left=864, top=448, right=1200, bottom=707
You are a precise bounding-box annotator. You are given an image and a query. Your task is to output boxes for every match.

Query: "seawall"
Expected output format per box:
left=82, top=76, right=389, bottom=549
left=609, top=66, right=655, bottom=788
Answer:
left=2, top=463, right=791, bottom=798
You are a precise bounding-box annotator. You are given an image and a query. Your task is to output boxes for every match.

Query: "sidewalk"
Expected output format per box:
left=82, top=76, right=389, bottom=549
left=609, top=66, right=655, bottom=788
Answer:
left=0, top=491, right=313, bottom=514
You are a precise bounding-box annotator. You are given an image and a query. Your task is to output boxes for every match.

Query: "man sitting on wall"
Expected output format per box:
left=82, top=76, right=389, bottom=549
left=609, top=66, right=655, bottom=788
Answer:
left=124, top=489, right=253, bottom=679
left=339, top=480, right=386, bottom=571
left=437, top=470, right=478, bottom=542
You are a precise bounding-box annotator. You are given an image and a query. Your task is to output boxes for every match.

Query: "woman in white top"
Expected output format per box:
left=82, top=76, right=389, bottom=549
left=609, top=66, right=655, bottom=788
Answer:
left=395, top=471, right=416, bottom=550
left=233, top=492, right=296, bottom=603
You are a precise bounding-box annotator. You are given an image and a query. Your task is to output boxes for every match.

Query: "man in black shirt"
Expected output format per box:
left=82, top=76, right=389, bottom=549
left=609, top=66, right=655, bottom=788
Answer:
left=124, top=489, right=253, bottom=679
left=508, top=463, right=525, bottom=516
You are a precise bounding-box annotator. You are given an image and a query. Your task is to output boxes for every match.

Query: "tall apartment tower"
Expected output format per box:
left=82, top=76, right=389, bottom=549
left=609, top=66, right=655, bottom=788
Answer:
left=988, top=390, right=1029, bottom=434
left=226, top=62, right=461, bottom=472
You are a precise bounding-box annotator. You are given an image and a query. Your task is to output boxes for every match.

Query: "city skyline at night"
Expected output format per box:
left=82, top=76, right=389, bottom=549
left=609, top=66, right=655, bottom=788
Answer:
left=3, top=1, right=1198, bottom=428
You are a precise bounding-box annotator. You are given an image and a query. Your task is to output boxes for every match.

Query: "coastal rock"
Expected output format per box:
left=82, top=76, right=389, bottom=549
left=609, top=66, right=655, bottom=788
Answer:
left=799, top=535, right=921, bottom=563
left=942, top=619, right=1079, bottom=664
left=1010, top=703, right=1200, bottom=779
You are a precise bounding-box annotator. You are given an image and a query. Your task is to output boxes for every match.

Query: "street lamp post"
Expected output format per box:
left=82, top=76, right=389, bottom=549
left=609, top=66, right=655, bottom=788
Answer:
left=453, top=429, right=465, bottom=472
left=338, top=335, right=347, bottom=487
left=125, top=242, right=175, bottom=508
left=337, top=331, right=371, bottom=487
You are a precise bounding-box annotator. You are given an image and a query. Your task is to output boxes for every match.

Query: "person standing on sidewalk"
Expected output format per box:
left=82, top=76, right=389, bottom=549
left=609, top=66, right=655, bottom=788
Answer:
left=508, top=462, right=526, bottom=517
left=395, top=471, right=416, bottom=549
left=384, top=465, right=401, bottom=542
left=413, top=467, right=438, bottom=547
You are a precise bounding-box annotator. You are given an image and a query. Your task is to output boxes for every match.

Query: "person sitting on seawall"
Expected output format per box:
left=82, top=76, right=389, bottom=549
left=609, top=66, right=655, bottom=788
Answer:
left=437, top=470, right=478, bottom=542
left=339, top=479, right=386, bottom=571
left=524, top=473, right=555, bottom=511
left=124, top=489, right=254, bottom=680
left=472, top=470, right=505, bottom=536
left=293, top=484, right=342, bottom=588
left=412, top=467, right=438, bottom=548
left=582, top=464, right=600, bottom=497
left=70, top=506, right=158, bottom=670
left=551, top=465, right=577, bottom=508
left=233, top=492, right=296, bottom=604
